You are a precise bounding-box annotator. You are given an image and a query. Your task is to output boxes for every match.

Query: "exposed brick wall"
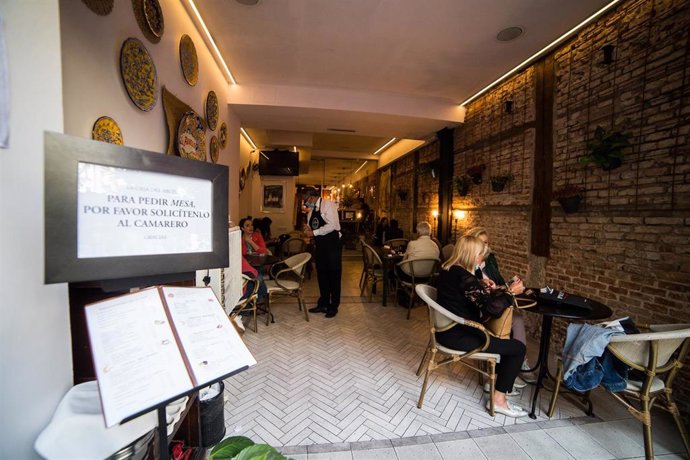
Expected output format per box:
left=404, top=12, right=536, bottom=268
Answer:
left=415, top=142, right=441, bottom=234
left=366, top=0, right=690, bottom=418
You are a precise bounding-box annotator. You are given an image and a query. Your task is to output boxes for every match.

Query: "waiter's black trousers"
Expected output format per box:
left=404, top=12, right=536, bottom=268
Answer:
left=314, top=232, right=342, bottom=313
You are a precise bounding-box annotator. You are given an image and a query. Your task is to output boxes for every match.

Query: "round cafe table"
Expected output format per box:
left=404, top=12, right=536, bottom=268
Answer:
left=521, top=289, right=612, bottom=419
left=244, top=253, right=280, bottom=270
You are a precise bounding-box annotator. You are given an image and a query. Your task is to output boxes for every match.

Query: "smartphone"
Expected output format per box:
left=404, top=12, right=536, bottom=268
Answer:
left=506, top=275, right=520, bottom=287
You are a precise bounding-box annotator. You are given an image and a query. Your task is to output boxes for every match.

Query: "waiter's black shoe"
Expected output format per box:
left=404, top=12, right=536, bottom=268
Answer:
left=325, top=310, right=337, bottom=318
left=308, top=306, right=327, bottom=314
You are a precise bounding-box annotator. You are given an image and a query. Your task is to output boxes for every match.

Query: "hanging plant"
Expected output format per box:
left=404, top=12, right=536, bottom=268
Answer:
left=553, top=184, right=585, bottom=214
left=580, top=126, right=631, bottom=171
left=490, top=173, right=514, bottom=192
left=466, top=164, right=486, bottom=184
left=454, top=176, right=470, bottom=196
left=396, top=188, right=409, bottom=201
left=417, top=160, right=440, bottom=179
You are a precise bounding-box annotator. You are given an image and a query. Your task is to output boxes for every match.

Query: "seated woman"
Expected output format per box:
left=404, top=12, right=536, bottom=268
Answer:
left=241, top=216, right=267, bottom=255
left=387, top=219, right=404, bottom=240
left=465, top=226, right=532, bottom=383
left=373, top=217, right=389, bottom=246
left=436, top=235, right=528, bottom=417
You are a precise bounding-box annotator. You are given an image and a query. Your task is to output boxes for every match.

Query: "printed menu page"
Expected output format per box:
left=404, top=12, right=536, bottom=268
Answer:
left=161, top=286, right=256, bottom=385
left=85, top=288, right=193, bottom=427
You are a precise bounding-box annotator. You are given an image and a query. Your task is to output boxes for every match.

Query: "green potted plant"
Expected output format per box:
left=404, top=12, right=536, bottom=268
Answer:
left=454, top=176, right=470, bottom=196
left=396, top=188, right=408, bottom=201
left=553, top=184, right=584, bottom=213
left=210, top=435, right=293, bottom=459
left=490, top=173, right=514, bottom=192
left=580, top=125, right=631, bottom=171
left=466, top=164, right=486, bottom=184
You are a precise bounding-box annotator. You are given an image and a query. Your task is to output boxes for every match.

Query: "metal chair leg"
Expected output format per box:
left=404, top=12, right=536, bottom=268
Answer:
left=406, top=286, right=415, bottom=320
left=300, top=295, right=309, bottom=322
left=265, top=294, right=272, bottom=326
left=547, top=360, right=564, bottom=418
left=417, top=349, right=436, bottom=409
left=416, top=340, right=431, bottom=376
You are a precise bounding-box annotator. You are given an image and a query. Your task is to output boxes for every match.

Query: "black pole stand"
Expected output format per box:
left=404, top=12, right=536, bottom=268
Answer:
left=158, top=405, right=169, bottom=460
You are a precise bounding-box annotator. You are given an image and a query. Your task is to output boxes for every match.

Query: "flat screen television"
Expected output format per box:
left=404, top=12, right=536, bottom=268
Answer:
left=44, top=132, right=229, bottom=285
left=258, top=149, right=299, bottom=176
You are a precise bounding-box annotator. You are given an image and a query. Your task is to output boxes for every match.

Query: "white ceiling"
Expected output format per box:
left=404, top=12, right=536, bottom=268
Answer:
left=194, top=0, right=613, bottom=183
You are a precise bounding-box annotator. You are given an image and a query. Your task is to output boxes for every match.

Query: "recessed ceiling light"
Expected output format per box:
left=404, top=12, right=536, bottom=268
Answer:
left=497, top=27, right=523, bottom=42
left=236, top=0, right=261, bottom=5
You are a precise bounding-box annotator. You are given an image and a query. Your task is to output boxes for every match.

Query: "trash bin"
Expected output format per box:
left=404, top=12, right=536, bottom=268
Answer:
left=199, top=382, right=226, bottom=447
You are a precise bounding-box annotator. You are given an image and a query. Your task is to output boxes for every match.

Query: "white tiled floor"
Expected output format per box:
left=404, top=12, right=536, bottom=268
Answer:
left=223, top=254, right=689, bottom=459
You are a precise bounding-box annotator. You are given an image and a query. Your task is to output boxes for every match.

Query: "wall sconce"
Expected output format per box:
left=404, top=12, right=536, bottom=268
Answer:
left=452, top=209, right=466, bottom=242
left=602, top=44, right=615, bottom=65
left=431, top=209, right=438, bottom=234
left=504, top=100, right=514, bottom=114
left=356, top=211, right=362, bottom=220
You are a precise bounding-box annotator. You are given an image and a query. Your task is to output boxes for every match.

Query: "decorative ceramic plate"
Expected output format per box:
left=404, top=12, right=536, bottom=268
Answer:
left=205, top=91, right=219, bottom=131
left=179, top=34, right=198, bottom=86
left=218, top=121, right=228, bottom=149
left=239, top=167, right=246, bottom=191
left=209, top=135, right=219, bottom=163
left=120, top=38, right=158, bottom=111
left=92, top=116, right=123, bottom=145
left=177, top=111, right=206, bottom=161
left=81, top=0, right=113, bottom=15
left=142, top=0, right=164, bottom=38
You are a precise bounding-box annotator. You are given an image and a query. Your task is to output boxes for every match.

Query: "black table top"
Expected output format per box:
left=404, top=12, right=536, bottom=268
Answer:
left=245, top=253, right=280, bottom=268
left=520, top=288, right=612, bottom=321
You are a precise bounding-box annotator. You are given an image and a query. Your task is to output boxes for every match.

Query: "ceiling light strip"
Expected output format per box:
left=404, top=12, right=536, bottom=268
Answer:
left=354, top=161, right=368, bottom=175
left=240, top=127, right=257, bottom=150
left=461, top=0, right=621, bottom=107
left=373, top=138, right=398, bottom=155
left=185, top=0, right=237, bottom=84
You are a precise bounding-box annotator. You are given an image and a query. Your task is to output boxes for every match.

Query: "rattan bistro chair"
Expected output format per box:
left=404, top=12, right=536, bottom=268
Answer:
left=360, top=242, right=385, bottom=301
left=279, top=237, right=306, bottom=258
left=415, top=284, right=500, bottom=415
left=383, top=238, right=408, bottom=252
left=547, top=324, right=690, bottom=460
left=229, top=274, right=260, bottom=333
left=396, top=258, right=440, bottom=319
left=440, top=244, right=454, bottom=262
left=264, top=253, right=312, bottom=325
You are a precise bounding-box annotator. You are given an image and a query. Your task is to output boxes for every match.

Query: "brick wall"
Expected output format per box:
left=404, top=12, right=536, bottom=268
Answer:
left=368, top=0, right=690, bottom=417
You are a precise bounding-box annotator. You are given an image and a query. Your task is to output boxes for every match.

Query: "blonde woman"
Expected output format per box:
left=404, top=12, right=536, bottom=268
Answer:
left=436, top=235, right=527, bottom=417
left=465, top=227, right=533, bottom=383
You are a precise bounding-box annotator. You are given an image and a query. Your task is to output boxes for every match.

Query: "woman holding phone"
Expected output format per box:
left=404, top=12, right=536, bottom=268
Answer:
left=465, top=227, right=533, bottom=384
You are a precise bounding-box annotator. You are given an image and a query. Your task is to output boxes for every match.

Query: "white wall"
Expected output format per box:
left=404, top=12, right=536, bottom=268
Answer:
left=0, top=1, right=71, bottom=458
left=59, top=0, right=241, bottom=219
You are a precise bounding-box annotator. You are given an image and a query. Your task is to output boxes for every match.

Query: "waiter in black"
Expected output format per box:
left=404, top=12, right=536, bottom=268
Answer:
left=302, top=187, right=342, bottom=318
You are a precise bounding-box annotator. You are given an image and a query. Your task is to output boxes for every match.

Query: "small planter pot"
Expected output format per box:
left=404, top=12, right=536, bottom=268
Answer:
left=601, top=157, right=622, bottom=171
left=456, top=184, right=469, bottom=196
left=470, top=173, right=483, bottom=185
left=491, top=180, right=508, bottom=192
left=558, top=196, right=582, bottom=214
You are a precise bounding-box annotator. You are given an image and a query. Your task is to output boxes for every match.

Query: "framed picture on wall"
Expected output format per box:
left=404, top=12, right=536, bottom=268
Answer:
left=261, top=181, right=285, bottom=213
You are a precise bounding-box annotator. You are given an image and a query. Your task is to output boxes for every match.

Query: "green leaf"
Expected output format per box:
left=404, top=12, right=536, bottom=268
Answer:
left=233, top=444, right=288, bottom=460
left=209, top=436, right=255, bottom=459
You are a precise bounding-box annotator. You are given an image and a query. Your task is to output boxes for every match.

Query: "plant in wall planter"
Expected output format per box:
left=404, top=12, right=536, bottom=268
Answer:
left=418, top=160, right=440, bottom=179
left=553, top=184, right=585, bottom=214
left=580, top=125, right=631, bottom=171
left=490, top=173, right=514, bottom=192
left=454, top=176, right=470, bottom=196
left=396, top=188, right=409, bottom=201
left=466, top=164, right=486, bottom=184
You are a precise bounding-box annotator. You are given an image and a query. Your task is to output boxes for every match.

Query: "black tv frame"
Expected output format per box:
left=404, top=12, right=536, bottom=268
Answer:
left=258, top=148, right=299, bottom=176
left=44, top=132, right=229, bottom=285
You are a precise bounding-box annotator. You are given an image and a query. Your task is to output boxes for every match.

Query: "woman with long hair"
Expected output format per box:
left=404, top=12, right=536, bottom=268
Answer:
left=436, top=235, right=527, bottom=417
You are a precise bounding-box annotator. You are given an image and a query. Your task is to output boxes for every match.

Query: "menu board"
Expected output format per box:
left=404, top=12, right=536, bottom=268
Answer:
left=85, top=286, right=256, bottom=427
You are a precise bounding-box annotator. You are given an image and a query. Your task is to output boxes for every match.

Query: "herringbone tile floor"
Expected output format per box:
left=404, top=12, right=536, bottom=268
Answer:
left=223, top=257, right=586, bottom=447
left=221, top=254, right=688, bottom=458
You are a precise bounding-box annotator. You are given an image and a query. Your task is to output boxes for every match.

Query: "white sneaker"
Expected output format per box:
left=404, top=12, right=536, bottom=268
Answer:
left=513, top=376, right=528, bottom=389
left=486, top=400, right=528, bottom=418
left=521, top=360, right=537, bottom=383
left=483, top=383, right=520, bottom=396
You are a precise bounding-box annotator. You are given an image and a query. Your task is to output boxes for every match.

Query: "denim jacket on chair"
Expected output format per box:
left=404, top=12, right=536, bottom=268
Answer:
left=562, top=323, right=628, bottom=392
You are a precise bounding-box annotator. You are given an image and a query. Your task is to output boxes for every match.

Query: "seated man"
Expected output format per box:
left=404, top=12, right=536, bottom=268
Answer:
left=395, top=221, right=440, bottom=282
